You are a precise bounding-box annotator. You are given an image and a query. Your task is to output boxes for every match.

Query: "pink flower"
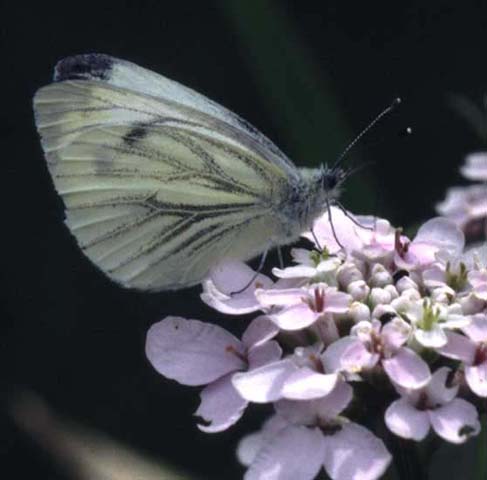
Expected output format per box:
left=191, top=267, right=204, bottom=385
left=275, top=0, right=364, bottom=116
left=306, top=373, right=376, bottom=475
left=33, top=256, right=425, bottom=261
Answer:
left=324, top=319, right=431, bottom=389
left=385, top=367, right=480, bottom=443
left=144, top=205, right=487, bottom=475
left=239, top=381, right=391, bottom=480
left=256, top=283, right=351, bottom=331
left=437, top=185, right=487, bottom=239
left=394, top=218, right=465, bottom=271
left=438, top=313, right=487, bottom=396
left=145, top=315, right=279, bottom=432
left=304, top=207, right=400, bottom=265
left=403, top=299, right=470, bottom=348
left=436, top=153, right=487, bottom=240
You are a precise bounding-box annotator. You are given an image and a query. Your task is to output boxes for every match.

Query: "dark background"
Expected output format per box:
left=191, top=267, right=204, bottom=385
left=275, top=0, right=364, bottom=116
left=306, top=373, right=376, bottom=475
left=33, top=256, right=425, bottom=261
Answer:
left=2, top=1, right=487, bottom=478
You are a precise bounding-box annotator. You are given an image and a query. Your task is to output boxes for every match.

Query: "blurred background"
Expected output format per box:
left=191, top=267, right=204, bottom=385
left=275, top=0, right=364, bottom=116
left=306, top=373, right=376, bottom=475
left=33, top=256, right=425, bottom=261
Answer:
left=2, top=1, right=487, bottom=478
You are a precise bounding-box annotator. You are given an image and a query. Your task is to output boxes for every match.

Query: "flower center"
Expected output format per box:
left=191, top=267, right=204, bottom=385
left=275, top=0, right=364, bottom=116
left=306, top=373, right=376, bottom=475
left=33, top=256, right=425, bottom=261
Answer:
left=225, top=345, right=248, bottom=364
left=445, top=261, right=468, bottom=291
left=473, top=343, right=487, bottom=366
left=394, top=228, right=409, bottom=258
left=308, top=353, right=325, bottom=373
left=310, top=246, right=331, bottom=266
left=304, top=287, right=327, bottom=312
left=367, top=331, right=385, bottom=356
left=418, top=300, right=441, bottom=331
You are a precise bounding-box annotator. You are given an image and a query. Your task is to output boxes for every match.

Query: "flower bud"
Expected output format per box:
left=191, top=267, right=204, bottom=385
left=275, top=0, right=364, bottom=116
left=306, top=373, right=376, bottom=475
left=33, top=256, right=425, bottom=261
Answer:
left=384, top=284, right=399, bottom=300
left=399, top=288, right=422, bottom=302
left=372, top=303, right=397, bottom=321
left=369, top=263, right=393, bottom=287
left=395, top=275, right=419, bottom=294
left=349, top=301, right=371, bottom=323
left=337, top=262, right=363, bottom=288
left=430, top=285, right=455, bottom=305
left=369, top=287, right=393, bottom=308
left=347, top=280, right=370, bottom=302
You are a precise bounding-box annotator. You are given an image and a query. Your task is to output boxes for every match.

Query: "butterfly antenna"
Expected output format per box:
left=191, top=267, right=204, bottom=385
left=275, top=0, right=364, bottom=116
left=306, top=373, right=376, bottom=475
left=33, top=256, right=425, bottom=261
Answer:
left=332, top=97, right=402, bottom=171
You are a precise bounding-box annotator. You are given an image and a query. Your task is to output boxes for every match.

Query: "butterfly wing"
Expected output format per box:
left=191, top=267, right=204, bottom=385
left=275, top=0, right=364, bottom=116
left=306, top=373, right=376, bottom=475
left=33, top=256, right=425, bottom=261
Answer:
left=34, top=55, right=299, bottom=290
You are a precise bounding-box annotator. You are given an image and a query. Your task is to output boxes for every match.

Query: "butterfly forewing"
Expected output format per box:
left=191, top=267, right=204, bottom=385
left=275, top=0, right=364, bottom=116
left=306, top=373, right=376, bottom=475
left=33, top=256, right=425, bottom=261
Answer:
left=34, top=54, right=299, bottom=290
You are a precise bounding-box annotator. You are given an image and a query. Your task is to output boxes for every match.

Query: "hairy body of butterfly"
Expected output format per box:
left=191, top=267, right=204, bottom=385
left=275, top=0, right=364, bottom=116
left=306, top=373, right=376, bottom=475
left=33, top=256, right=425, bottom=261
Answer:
left=34, top=54, right=347, bottom=291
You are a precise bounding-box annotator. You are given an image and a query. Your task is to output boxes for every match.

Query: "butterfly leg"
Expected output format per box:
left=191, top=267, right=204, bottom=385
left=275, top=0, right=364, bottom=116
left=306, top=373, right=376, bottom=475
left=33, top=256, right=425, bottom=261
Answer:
left=277, top=246, right=284, bottom=269
left=310, top=228, right=322, bottom=251
left=230, top=247, right=269, bottom=296
left=333, top=200, right=374, bottom=230
left=326, top=199, right=345, bottom=250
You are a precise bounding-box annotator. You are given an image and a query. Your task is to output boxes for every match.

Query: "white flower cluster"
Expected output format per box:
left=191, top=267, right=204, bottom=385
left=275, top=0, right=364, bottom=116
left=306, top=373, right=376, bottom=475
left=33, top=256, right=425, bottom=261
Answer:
left=146, top=207, right=487, bottom=480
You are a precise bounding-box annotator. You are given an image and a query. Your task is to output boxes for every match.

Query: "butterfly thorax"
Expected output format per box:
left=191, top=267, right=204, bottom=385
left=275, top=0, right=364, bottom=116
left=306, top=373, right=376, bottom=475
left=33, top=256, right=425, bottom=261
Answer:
left=274, top=166, right=344, bottom=243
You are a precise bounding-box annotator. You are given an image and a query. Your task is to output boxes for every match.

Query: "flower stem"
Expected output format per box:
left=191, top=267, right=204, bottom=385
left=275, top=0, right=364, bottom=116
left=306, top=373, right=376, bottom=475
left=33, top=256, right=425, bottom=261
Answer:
left=475, top=414, right=487, bottom=480
left=390, top=436, right=427, bottom=480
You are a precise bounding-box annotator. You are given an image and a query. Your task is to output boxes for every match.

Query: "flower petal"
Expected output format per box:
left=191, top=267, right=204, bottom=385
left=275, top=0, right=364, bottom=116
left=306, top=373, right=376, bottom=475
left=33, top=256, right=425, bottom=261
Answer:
left=269, top=303, right=318, bottom=331
left=145, top=317, right=245, bottom=386
left=233, top=360, right=297, bottom=403
left=245, top=425, right=325, bottom=480
left=429, top=398, right=481, bottom=444
left=381, top=317, right=411, bottom=349
left=340, top=339, right=379, bottom=372
left=465, top=362, right=487, bottom=397
left=210, top=260, right=273, bottom=294
left=255, top=288, right=307, bottom=307
left=275, top=380, right=353, bottom=424
left=291, top=248, right=315, bottom=266
left=324, top=290, right=352, bottom=314
left=237, top=415, right=289, bottom=467
left=200, top=261, right=273, bottom=315
left=248, top=341, right=282, bottom=370
left=321, top=337, right=360, bottom=373
left=425, top=367, right=459, bottom=405
left=242, top=316, right=279, bottom=349
left=437, top=331, right=476, bottom=364
left=382, top=347, right=431, bottom=389
left=413, top=218, right=465, bottom=258
left=304, top=207, right=362, bottom=254
left=272, top=265, right=317, bottom=279
left=323, top=422, right=392, bottom=480
left=462, top=313, right=487, bottom=343
left=281, top=368, right=338, bottom=400
left=443, top=314, right=471, bottom=330
left=384, top=398, right=430, bottom=441
left=196, top=374, right=247, bottom=433
left=414, top=325, right=448, bottom=348
left=461, top=152, right=487, bottom=181
left=201, top=281, right=260, bottom=315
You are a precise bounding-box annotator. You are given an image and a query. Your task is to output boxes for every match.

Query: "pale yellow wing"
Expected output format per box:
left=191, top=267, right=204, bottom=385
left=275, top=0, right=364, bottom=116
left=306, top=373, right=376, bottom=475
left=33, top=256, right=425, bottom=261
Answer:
left=34, top=55, right=297, bottom=290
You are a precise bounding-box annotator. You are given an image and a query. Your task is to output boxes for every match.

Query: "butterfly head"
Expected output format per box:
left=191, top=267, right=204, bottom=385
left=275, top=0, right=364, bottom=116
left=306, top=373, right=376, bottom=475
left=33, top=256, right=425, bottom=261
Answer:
left=318, top=164, right=348, bottom=199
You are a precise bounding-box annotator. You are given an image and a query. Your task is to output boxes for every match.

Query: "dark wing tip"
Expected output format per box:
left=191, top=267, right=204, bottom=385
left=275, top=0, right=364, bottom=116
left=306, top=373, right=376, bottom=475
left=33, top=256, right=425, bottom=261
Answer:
left=54, top=54, right=114, bottom=82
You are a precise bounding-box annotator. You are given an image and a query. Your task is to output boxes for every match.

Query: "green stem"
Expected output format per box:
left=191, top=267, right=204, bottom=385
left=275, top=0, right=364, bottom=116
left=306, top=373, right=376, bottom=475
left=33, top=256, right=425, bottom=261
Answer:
left=389, top=435, right=427, bottom=480
left=475, top=414, right=487, bottom=480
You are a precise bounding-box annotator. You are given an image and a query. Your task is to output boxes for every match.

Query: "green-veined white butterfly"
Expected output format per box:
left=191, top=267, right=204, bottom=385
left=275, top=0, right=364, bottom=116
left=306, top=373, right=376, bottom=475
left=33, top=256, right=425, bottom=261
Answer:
left=34, top=54, right=351, bottom=291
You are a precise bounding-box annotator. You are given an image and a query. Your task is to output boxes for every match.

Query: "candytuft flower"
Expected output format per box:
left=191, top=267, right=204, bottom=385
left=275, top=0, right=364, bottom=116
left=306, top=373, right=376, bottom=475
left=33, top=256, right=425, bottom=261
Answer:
left=146, top=205, right=486, bottom=479
left=439, top=313, right=487, bottom=397
left=385, top=367, right=480, bottom=443
left=437, top=152, right=487, bottom=241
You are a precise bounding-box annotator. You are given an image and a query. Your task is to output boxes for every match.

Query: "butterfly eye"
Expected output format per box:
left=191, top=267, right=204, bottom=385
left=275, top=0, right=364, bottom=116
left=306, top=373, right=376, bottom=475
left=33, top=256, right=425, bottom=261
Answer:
left=322, top=172, right=339, bottom=191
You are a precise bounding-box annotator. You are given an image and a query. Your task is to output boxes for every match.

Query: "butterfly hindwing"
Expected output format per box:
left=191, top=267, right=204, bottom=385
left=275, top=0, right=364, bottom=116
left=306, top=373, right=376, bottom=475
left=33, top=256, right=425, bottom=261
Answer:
left=34, top=55, right=297, bottom=290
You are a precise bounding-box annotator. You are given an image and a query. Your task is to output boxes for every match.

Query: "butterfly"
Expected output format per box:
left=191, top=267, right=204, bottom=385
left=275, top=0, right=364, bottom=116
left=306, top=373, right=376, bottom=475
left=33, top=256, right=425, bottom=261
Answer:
left=33, top=54, right=350, bottom=291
